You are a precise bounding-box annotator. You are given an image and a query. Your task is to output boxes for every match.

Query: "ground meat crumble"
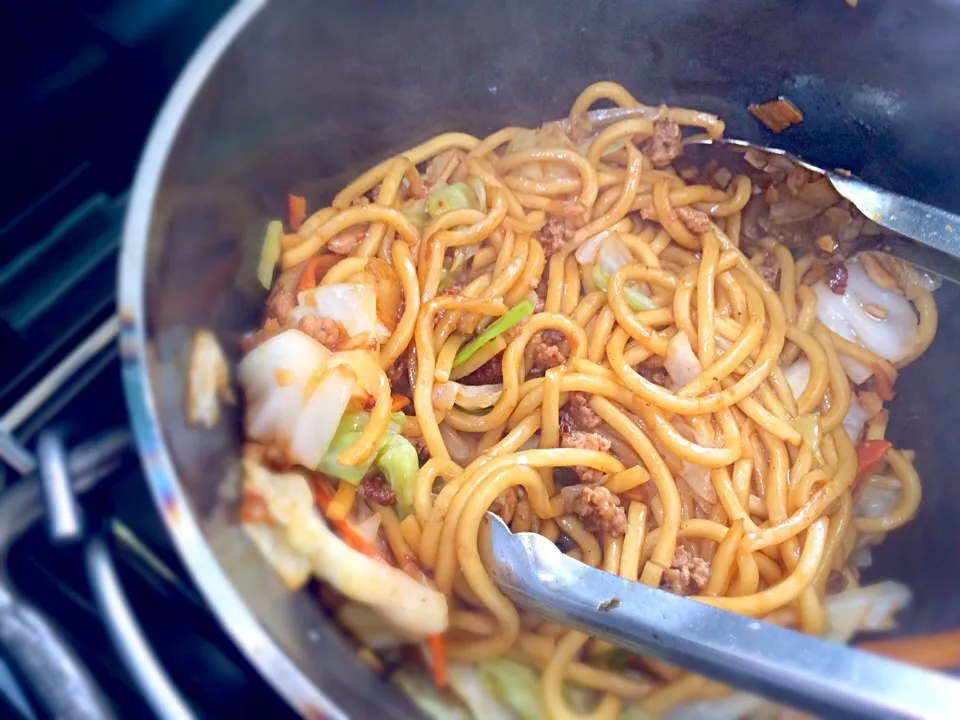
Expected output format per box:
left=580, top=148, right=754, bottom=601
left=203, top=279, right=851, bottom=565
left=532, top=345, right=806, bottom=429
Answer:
left=826, top=262, right=849, bottom=295
left=265, top=287, right=296, bottom=325
left=490, top=486, right=519, bottom=524
left=537, top=215, right=575, bottom=257
left=857, top=390, right=884, bottom=420
left=409, top=434, right=430, bottom=465
left=241, top=317, right=283, bottom=353
left=242, top=442, right=290, bottom=472
left=327, top=225, right=368, bottom=255
left=674, top=206, right=711, bottom=234
left=752, top=248, right=780, bottom=290
left=636, top=360, right=670, bottom=387
left=386, top=355, right=408, bottom=388
left=530, top=330, right=567, bottom=371
left=357, top=474, right=396, bottom=506
left=458, top=352, right=504, bottom=385
left=826, top=569, right=849, bottom=595
left=440, top=282, right=465, bottom=296
left=564, top=392, right=601, bottom=430
left=660, top=543, right=710, bottom=596
left=559, top=408, right=611, bottom=484
left=641, top=119, right=682, bottom=168
left=564, top=485, right=627, bottom=537
left=297, top=316, right=345, bottom=350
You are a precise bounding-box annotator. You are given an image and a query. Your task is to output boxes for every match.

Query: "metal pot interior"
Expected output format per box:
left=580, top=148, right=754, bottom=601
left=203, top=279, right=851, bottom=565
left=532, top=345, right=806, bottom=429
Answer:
left=124, top=0, right=960, bottom=714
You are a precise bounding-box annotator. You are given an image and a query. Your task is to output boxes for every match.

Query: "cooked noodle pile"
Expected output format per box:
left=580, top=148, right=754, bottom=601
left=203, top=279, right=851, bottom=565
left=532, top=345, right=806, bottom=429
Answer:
left=234, top=82, right=937, bottom=718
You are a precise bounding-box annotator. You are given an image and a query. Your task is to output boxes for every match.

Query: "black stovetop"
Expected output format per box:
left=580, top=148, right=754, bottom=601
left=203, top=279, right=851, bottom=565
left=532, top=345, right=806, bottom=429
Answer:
left=0, top=3, right=296, bottom=717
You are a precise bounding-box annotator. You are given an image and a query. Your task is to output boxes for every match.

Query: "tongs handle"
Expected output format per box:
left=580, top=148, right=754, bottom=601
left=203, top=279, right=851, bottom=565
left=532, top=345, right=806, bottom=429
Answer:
left=487, top=514, right=960, bottom=720
left=828, top=173, right=960, bottom=285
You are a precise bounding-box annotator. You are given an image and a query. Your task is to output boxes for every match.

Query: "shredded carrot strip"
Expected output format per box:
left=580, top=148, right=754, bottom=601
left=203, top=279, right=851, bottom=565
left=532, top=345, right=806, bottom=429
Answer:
left=298, top=254, right=340, bottom=292
left=239, top=490, right=268, bottom=524
left=871, top=364, right=895, bottom=402
left=326, top=481, right=357, bottom=522
left=311, top=478, right=382, bottom=560
left=427, top=634, right=447, bottom=687
left=859, top=630, right=960, bottom=670
left=298, top=257, right=322, bottom=292
left=288, top=194, right=307, bottom=231
left=391, top=394, right=411, bottom=412
left=855, top=439, right=892, bottom=486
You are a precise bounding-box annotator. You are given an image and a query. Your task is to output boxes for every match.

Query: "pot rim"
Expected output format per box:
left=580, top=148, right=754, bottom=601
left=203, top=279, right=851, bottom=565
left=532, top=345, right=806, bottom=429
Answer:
left=117, top=1, right=338, bottom=716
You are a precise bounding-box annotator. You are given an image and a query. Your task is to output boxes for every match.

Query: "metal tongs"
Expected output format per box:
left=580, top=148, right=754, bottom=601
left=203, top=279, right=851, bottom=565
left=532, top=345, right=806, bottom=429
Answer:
left=487, top=514, right=960, bottom=719
left=555, top=106, right=960, bottom=284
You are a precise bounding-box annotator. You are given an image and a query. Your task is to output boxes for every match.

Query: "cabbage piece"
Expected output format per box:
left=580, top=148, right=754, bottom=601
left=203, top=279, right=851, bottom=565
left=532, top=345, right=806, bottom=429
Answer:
left=453, top=383, right=503, bottom=410
left=842, top=392, right=867, bottom=443
left=292, top=283, right=378, bottom=338
left=352, top=513, right=382, bottom=545
left=242, top=522, right=312, bottom=590
left=575, top=229, right=613, bottom=264
left=377, top=431, right=419, bottom=515
left=337, top=602, right=416, bottom=650
left=317, top=428, right=373, bottom=484
left=813, top=259, right=919, bottom=382
left=823, top=581, right=911, bottom=644
left=446, top=663, right=514, bottom=720
left=288, top=367, right=355, bottom=469
left=243, top=461, right=448, bottom=635
left=338, top=410, right=407, bottom=434
left=434, top=382, right=503, bottom=412
left=239, top=329, right=350, bottom=468
left=785, top=359, right=867, bottom=442
left=327, top=349, right=386, bottom=403
left=453, top=299, right=534, bottom=368
left=440, top=245, right=480, bottom=292
left=432, top=382, right=459, bottom=413
left=577, top=137, right=625, bottom=158
left=680, top=460, right=717, bottom=504
left=508, top=124, right=579, bottom=179
left=594, top=233, right=658, bottom=312
left=240, top=329, right=331, bottom=403
left=393, top=671, right=471, bottom=720
left=187, top=329, right=234, bottom=428
left=597, top=233, right=634, bottom=277
left=257, top=220, right=283, bottom=289
left=783, top=359, right=811, bottom=401
left=664, top=331, right=703, bottom=388
left=318, top=411, right=416, bottom=509
left=854, top=474, right=901, bottom=520
left=659, top=691, right=773, bottom=720
left=403, top=198, right=431, bottom=234
left=427, top=182, right=481, bottom=217
left=592, top=266, right=657, bottom=313
left=506, top=129, right=543, bottom=179
left=793, top=413, right=825, bottom=465
left=592, top=265, right=611, bottom=292
left=623, top=285, right=658, bottom=312
left=477, top=657, right=543, bottom=720
left=469, top=178, right=487, bottom=210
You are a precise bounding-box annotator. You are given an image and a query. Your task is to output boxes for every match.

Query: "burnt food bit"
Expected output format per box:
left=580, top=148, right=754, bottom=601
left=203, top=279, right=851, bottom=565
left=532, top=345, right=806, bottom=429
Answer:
left=826, top=262, right=849, bottom=295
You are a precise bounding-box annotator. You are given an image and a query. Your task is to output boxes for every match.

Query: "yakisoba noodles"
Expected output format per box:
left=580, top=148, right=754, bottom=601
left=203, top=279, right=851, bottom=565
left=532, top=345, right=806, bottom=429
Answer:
left=232, top=81, right=938, bottom=718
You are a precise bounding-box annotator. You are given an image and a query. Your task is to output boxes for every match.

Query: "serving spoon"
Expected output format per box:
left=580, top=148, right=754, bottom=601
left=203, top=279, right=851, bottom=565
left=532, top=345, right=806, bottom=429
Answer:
left=486, top=513, right=960, bottom=719
left=555, top=106, right=960, bottom=284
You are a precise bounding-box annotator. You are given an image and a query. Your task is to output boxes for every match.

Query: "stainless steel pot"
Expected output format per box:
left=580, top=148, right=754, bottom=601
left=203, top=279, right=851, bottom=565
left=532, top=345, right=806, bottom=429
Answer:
left=118, top=0, right=960, bottom=716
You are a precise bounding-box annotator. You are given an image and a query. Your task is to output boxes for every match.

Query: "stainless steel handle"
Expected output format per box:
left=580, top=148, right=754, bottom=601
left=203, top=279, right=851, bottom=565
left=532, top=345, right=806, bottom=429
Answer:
left=85, top=538, right=194, bottom=720
left=828, top=173, right=960, bottom=283
left=34, top=430, right=195, bottom=720
left=0, top=579, right=116, bottom=720
left=0, top=431, right=131, bottom=720
left=487, top=514, right=960, bottom=720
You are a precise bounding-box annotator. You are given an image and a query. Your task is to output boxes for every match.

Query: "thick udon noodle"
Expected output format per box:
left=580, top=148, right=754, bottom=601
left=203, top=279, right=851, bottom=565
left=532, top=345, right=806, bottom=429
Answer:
left=247, top=82, right=936, bottom=717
